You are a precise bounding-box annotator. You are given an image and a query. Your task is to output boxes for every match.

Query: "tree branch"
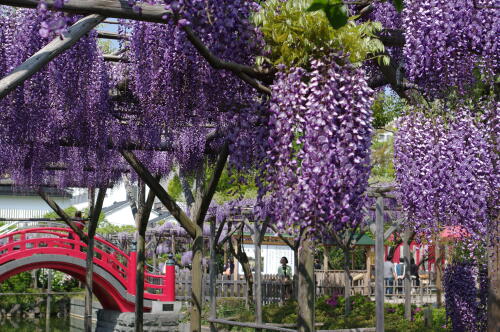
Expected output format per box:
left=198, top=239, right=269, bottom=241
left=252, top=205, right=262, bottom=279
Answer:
left=182, top=26, right=275, bottom=85
left=178, top=169, right=195, bottom=209
left=377, top=29, right=405, bottom=47
left=88, top=187, right=107, bottom=238
left=268, top=224, right=295, bottom=249
left=38, top=188, right=88, bottom=243
left=120, top=149, right=196, bottom=238
left=192, top=142, right=229, bottom=225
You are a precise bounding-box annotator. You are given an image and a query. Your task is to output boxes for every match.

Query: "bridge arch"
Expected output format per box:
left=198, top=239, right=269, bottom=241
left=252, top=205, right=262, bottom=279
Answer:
left=0, top=254, right=141, bottom=311
left=0, top=226, right=167, bottom=312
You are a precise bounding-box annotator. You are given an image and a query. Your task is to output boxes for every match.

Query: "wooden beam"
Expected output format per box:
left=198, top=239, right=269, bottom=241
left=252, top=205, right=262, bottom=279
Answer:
left=103, top=54, right=129, bottom=62
left=0, top=14, right=105, bottom=99
left=97, top=31, right=129, bottom=40
left=119, top=149, right=196, bottom=238
left=38, top=189, right=89, bottom=243
left=0, top=0, right=168, bottom=23
left=0, top=0, right=274, bottom=94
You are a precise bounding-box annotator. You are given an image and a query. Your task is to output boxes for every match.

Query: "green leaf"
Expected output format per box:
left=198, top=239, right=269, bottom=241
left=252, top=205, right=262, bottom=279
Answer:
left=392, top=0, right=404, bottom=12
left=306, top=0, right=329, bottom=12
left=325, top=4, right=348, bottom=29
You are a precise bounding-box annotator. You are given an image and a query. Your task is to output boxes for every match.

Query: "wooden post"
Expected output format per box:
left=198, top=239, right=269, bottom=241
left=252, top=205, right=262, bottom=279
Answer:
left=298, top=235, right=315, bottom=332
left=323, top=249, right=329, bottom=271
left=488, top=218, right=500, bottom=332
left=254, top=222, right=263, bottom=328
left=84, top=187, right=106, bottom=332
left=209, top=220, right=217, bottom=332
left=344, top=249, right=352, bottom=316
left=134, top=181, right=156, bottom=332
left=435, top=241, right=442, bottom=307
left=375, top=197, right=385, bottom=332
left=403, top=231, right=411, bottom=321
left=0, top=14, right=105, bottom=99
left=45, top=269, right=52, bottom=332
left=191, top=223, right=204, bottom=332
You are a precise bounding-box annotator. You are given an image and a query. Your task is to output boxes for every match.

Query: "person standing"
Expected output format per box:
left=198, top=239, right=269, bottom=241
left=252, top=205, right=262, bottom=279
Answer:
left=75, top=210, right=85, bottom=231
left=410, top=257, right=420, bottom=293
left=394, top=257, right=406, bottom=294
left=384, top=256, right=396, bottom=295
left=278, top=257, right=292, bottom=301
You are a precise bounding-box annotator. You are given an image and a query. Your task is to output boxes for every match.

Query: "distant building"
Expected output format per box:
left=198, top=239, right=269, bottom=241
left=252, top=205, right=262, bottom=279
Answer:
left=0, top=178, right=87, bottom=218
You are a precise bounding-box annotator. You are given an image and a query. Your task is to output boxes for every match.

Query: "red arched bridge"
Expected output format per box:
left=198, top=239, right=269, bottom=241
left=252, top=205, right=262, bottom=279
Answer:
left=0, top=221, right=170, bottom=312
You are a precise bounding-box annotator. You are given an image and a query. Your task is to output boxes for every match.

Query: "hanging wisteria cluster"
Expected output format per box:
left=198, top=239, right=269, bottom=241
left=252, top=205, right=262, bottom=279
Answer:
left=394, top=104, right=497, bottom=249
left=360, top=0, right=403, bottom=88
left=443, top=261, right=486, bottom=332
left=0, top=9, right=121, bottom=188
left=403, top=0, right=499, bottom=97
left=124, top=0, right=261, bottom=175
left=264, top=54, right=374, bottom=238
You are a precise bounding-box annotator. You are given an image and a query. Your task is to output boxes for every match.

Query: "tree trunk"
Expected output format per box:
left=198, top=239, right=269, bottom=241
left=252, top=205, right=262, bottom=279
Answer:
left=84, top=187, right=106, bottom=332
left=298, top=236, right=315, bottom=332
left=135, top=181, right=156, bottom=332
left=488, top=218, right=500, bottom=332
left=229, top=236, right=254, bottom=304
left=84, top=236, right=95, bottom=332
left=343, top=249, right=352, bottom=316
left=135, top=229, right=146, bottom=332
left=191, top=223, right=203, bottom=332
left=293, top=247, right=299, bottom=300
left=435, top=242, right=443, bottom=307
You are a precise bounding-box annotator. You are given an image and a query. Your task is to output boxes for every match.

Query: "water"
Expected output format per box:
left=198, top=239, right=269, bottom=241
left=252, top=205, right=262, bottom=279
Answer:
left=0, top=317, right=70, bottom=332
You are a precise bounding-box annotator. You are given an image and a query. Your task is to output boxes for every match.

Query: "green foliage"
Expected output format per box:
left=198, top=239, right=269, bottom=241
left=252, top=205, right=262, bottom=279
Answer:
left=253, top=0, right=387, bottom=67
left=391, top=0, right=404, bottom=12
left=97, top=219, right=136, bottom=235
left=43, top=206, right=78, bottom=219
left=306, top=0, right=348, bottom=30
left=43, top=205, right=105, bottom=223
left=167, top=174, right=184, bottom=201
left=371, top=130, right=395, bottom=179
left=324, top=246, right=367, bottom=270
left=213, top=168, right=258, bottom=203
left=97, top=39, right=113, bottom=54
left=371, top=92, right=405, bottom=129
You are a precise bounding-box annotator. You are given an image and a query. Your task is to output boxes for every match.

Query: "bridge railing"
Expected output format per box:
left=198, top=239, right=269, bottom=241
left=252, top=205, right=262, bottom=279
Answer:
left=0, top=227, right=170, bottom=302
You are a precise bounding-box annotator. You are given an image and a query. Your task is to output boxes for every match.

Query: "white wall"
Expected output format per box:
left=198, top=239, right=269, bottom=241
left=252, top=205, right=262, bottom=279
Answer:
left=0, top=195, right=74, bottom=218
left=238, top=244, right=295, bottom=275
left=106, top=205, right=135, bottom=226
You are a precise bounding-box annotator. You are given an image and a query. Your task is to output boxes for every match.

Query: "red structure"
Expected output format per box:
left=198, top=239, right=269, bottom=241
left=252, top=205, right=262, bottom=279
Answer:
left=0, top=226, right=174, bottom=312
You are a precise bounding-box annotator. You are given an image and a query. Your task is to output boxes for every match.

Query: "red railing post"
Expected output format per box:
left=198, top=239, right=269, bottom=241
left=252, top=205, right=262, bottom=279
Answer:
left=164, top=253, right=176, bottom=301
left=19, top=232, right=25, bottom=250
left=129, top=251, right=137, bottom=295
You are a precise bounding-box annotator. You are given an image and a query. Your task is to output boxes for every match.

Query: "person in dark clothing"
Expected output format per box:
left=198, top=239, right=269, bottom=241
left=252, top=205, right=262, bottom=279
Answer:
left=410, top=258, right=420, bottom=287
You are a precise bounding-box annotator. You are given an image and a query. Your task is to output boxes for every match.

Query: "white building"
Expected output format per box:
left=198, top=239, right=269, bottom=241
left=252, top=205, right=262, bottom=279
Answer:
left=0, top=179, right=177, bottom=227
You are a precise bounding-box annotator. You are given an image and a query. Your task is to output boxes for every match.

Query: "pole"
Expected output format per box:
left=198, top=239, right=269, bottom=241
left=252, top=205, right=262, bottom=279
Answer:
left=45, top=269, right=52, bottom=332
left=209, top=220, right=217, bottom=332
left=375, top=197, right=385, bottom=332
left=403, top=231, right=411, bottom=320
left=254, top=222, right=263, bottom=328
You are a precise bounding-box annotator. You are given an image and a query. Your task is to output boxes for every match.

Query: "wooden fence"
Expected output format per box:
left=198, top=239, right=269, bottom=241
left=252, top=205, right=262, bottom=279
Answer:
left=174, top=271, right=437, bottom=304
